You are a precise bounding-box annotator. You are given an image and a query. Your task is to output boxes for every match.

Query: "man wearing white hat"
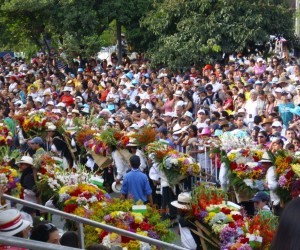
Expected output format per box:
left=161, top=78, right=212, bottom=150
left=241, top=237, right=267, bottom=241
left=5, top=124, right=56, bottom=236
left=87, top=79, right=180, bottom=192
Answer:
left=16, top=156, right=38, bottom=214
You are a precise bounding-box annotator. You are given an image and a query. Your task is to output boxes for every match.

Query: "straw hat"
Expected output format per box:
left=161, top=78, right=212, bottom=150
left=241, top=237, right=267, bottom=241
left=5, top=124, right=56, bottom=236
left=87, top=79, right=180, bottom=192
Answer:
left=259, top=152, right=272, bottom=163
left=16, top=156, right=33, bottom=166
left=0, top=209, right=31, bottom=236
left=112, top=181, right=123, bottom=193
left=171, top=192, right=192, bottom=210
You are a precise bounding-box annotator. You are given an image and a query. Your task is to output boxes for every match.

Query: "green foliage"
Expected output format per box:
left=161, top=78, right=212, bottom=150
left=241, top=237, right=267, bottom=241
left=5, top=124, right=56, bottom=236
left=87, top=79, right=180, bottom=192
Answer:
left=142, top=0, right=295, bottom=67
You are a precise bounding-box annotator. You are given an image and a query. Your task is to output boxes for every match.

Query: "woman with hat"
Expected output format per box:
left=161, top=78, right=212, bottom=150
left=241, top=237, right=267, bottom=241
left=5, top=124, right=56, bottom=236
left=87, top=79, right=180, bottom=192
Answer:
left=171, top=192, right=201, bottom=249
left=0, top=209, right=31, bottom=249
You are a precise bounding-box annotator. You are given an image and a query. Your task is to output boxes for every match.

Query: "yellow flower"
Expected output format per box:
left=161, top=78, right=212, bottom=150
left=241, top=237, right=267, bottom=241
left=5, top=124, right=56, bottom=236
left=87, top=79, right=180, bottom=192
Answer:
left=204, top=212, right=216, bottom=223
left=292, top=164, right=300, bottom=177
left=253, top=150, right=263, bottom=159
left=227, top=152, right=237, bottom=162
left=34, top=116, right=41, bottom=122
left=132, top=212, right=144, bottom=224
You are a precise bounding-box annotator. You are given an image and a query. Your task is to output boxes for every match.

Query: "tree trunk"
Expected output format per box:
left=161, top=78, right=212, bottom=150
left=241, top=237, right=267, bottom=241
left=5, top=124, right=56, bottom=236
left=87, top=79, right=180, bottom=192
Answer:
left=116, top=20, right=122, bottom=65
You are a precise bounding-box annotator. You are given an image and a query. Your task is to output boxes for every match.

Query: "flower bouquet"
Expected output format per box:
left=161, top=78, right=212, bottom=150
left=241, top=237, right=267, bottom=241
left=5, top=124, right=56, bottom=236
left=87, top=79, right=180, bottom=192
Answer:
left=161, top=151, right=201, bottom=186
left=0, top=123, right=13, bottom=146
left=131, top=126, right=157, bottom=148
left=21, top=111, right=49, bottom=136
left=225, top=148, right=265, bottom=200
left=146, top=141, right=173, bottom=163
left=57, top=183, right=107, bottom=214
left=0, top=166, right=21, bottom=197
left=97, top=208, right=175, bottom=249
left=273, top=150, right=300, bottom=204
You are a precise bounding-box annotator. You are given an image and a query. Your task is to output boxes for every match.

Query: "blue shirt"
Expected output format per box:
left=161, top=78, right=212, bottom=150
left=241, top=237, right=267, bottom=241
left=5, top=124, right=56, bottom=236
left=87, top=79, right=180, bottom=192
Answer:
left=121, top=169, right=152, bottom=202
left=279, top=102, right=294, bottom=127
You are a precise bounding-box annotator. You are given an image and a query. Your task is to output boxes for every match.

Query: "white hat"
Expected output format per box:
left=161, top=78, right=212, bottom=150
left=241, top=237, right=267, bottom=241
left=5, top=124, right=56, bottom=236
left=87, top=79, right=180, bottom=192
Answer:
left=174, top=91, right=182, bottom=97
left=112, top=181, right=123, bottom=193
left=129, top=124, right=139, bottom=130
left=259, top=152, right=272, bottom=163
left=63, top=86, right=72, bottom=92
left=72, top=109, right=80, bottom=115
left=184, top=111, right=193, bottom=119
left=43, top=90, right=52, bottom=96
left=75, top=96, right=83, bottom=102
left=126, top=139, right=138, bottom=147
left=56, top=102, right=66, bottom=108
left=237, top=108, right=246, bottom=113
left=257, top=58, right=263, bottom=62
left=0, top=209, right=31, bottom=236
left=14, top=100, right=23, bottom=106
left=46, top=124, right=56, bottom=131
left=157, top=73, right=167, bottom=79
left=275, top=88, right=283, bottom=93
left=176, top=100, right=185, bottom=107
left=162, top=112, right=175, bottom=117
left=47, top=101, right=54, bottom=106
left=52, top=109, right=62, bottom=114
left=16, top=156, right=33, bottom=166
left=272, top=121, right=282, bottom=127
left=171, top=192, right=192, bottom=210
left=197, top=109, right=206, bottom=114
left=34, top=97, right=43, bottom=103
left=19, top=104, right=27, bottom=109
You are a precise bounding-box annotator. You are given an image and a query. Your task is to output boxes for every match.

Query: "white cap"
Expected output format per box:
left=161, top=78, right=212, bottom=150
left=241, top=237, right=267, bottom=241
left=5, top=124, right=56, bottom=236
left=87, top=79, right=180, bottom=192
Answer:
left=52, top=109, right=62, bottom=114
left=198, top=109, right=206, bottom=114
left=47, top=101, right=54, bottom=106
left=275, top=88, right=283, bottom=93
left=176, top=100, right=185, bottom=107
left=14, top=100, right=23, bottom=106
left=56, top=102, right=66, bottom=108
left=184, top=111, right=193, bottom=119
left=272, top=121, right=282, bottom=127
left=129, top=124, right=139, bottom=130
left=43, top=90, right=52, bottom=96
left=238, top=108, right=246, bottom=113
left=174, top=91, right=182, bottom=97
left=34, top=97, right=43, bottom=103
left=162, top=112, right=175, bottom=117
left=63, top=86, right=72, bottom=92
left=257, top=58, right=263, bottom=62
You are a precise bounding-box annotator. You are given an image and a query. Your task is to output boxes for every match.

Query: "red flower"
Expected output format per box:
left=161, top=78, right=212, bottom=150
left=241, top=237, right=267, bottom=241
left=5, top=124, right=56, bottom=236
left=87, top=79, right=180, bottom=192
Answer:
left=232, top=214, right=243, bottom=221
left=230, top=162, right=238, bottom=170
left=239, top=236, right=249, bottom=244
left=139, top=222, right=152, bottom=231
left=221, top=207, right=231, bottom=215
left=99, top=231, right=108, bottom=241
left=64, top=203, right=78, bottom=213
left=286, top=170, right=294, bottom=179
left=228, top=222, right=236, bottom=229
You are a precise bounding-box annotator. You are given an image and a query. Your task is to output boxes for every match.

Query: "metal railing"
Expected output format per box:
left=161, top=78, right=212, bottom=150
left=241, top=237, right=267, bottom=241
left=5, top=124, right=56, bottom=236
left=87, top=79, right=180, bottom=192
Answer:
left=0, top=235, right=79, bottom=250
left=3, top=194, right=187, bottom=250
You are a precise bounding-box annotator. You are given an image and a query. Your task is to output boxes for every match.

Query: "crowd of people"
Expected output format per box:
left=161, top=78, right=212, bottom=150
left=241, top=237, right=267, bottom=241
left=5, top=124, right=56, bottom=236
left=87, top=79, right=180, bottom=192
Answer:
left=0, top=49, right=300, bottom=248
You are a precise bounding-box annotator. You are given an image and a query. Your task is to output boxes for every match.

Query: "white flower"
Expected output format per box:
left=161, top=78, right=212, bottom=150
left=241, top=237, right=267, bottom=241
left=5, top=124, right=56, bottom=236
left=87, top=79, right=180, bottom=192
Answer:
left=170, top=158, right=178, bottom=165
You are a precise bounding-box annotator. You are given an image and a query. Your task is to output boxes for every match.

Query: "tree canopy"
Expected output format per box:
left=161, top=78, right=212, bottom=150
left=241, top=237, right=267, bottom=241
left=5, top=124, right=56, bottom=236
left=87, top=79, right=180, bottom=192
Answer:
left=142, top=0, right=295, bottom=67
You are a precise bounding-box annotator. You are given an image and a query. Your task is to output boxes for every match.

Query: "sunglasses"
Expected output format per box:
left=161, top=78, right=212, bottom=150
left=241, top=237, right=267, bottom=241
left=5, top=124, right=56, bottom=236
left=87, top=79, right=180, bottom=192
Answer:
left=257, top=135, right=265, bottom=138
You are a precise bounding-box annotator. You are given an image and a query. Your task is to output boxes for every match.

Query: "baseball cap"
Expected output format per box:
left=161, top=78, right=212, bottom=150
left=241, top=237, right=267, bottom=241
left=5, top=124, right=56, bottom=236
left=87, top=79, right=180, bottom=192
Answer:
left=250, top=191, right=270, bottom=202
left=29, top=137, right=44, bottom=145
left=272, top=121, right=282, bottom=127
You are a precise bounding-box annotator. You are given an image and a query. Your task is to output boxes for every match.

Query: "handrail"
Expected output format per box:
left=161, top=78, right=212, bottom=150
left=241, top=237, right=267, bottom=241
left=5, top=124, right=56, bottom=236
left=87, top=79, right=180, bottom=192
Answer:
left=3, top=194, right=187, bottom=250
left=0, top=235, right=79, bottom=250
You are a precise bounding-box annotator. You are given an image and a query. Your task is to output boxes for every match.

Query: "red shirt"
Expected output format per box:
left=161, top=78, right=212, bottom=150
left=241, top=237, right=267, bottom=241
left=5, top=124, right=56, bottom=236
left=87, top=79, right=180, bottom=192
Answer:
left=60, top=95, right=75, bottom=107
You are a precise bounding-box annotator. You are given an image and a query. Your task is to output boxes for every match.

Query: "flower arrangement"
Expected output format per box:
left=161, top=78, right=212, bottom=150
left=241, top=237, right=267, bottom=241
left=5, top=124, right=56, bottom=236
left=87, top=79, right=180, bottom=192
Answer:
left=0, top=166, right=21, bottom=197
left=161, top=151, right=201, bottom=186
left=21, top=112, right=49, bottom=136
left=0, top=123, right=13, bottom=146
left=190, top=185, right=278, bottom=250
left=272, top=150, right=300, bottom=203
left=37, top=163, right=92, bottom=203
left=57, top=183, right=107, bottom=213
left=146, top=141, right=172, bottom=163
left=97, top=207, right=174, bottom=249
left=225, top=148, right=265, bottom=192
left=75, top=128, right=97, bottom=148
left=131, top=126, right=157, bottom=148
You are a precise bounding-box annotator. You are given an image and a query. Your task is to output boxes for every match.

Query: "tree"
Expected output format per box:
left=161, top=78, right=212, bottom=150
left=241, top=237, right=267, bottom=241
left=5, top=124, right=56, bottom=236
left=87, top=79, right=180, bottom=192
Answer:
left=142, top=0, right=295, bottom=67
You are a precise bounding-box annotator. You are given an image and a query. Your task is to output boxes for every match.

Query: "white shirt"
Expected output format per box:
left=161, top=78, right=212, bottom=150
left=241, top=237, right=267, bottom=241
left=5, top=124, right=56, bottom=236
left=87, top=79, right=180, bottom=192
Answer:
left=266, top=166, right=280, bottom=206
